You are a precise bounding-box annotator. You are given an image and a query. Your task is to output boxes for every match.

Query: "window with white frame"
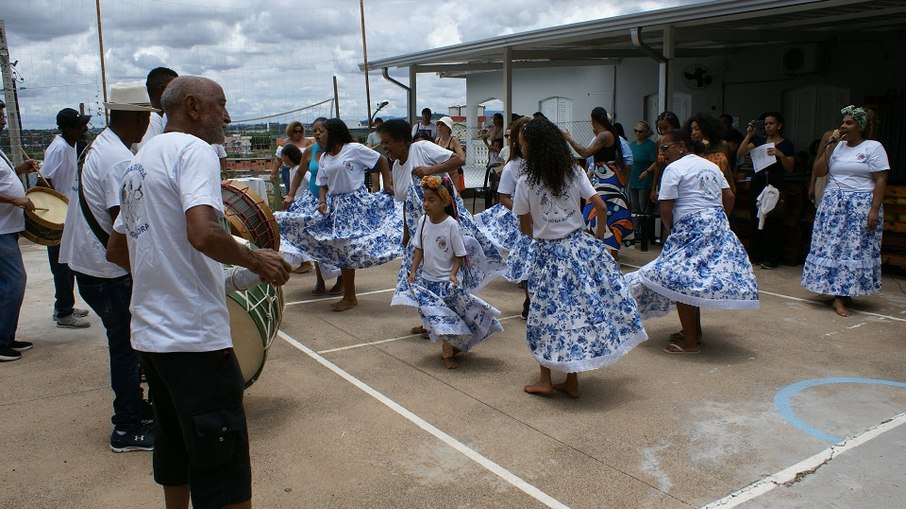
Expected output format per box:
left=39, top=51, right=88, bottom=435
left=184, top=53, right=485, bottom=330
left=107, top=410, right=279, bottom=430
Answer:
left=540, top=96, right=573, bottom=124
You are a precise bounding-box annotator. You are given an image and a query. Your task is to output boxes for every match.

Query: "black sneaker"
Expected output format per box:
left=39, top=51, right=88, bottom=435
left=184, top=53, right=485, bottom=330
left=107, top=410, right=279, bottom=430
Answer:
left=0, top=346, right=22, bottom=362
left=110, top=425, right=154, bottom=453
left=9, top=340, right=33, bottom=352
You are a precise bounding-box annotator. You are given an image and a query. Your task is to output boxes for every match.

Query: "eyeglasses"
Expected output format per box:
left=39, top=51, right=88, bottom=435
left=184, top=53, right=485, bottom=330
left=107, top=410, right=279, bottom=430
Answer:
left=658, top=142, right=679, bottom=152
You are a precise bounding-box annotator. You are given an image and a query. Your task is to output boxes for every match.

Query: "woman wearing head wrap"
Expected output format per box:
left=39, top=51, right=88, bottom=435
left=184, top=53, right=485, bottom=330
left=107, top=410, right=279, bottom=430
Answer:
left=801, top=106, right=889, bottom=317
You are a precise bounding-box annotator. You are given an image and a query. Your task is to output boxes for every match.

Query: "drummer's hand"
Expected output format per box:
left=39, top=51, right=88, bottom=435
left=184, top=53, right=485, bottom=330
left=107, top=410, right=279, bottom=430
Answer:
left=14, top=197, right=35, bottom=211
left=252, top=249, right=291, bottom=286
left=15, top=160, right=40, bottom=175
left=317, top=201, right=327, bottom=215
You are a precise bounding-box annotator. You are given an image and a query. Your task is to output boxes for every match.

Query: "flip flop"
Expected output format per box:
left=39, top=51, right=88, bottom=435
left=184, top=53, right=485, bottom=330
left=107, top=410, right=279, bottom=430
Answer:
left=669, top=331, right=703, bottom=345
left=663, top=343, right=701, bottom=355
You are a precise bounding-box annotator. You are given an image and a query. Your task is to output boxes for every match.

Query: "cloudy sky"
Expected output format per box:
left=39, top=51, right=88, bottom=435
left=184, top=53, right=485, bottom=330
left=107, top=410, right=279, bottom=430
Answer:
left=4, top=0, right=699, bottom=129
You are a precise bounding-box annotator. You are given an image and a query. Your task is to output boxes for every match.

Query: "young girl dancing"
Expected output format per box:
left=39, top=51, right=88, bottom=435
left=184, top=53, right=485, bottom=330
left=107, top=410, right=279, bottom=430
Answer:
left=278, top=118, right=401, bottom=311
left=512, top=117, right=647, bottom=398
left=399, top=176, right=503, bottom=369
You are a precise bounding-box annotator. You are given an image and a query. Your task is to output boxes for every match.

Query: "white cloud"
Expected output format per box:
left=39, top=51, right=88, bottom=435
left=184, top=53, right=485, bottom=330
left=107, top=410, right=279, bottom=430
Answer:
left=3, top=0, right=699, bottom=128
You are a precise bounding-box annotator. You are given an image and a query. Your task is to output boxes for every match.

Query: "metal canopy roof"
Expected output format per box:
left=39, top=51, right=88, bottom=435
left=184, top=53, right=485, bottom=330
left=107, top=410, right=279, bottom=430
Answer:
left=363, top=0, right=906, bottom=74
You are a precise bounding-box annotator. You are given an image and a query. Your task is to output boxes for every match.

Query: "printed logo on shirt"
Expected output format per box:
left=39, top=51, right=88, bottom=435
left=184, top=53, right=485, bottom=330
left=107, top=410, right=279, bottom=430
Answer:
left=696, top=170, right=723, bottom=196
left=120, top=163, right=149, bottom=239
left=537, top=190, right=574, bottom=225
left=344, top=160, right=356, bottom=172
left=435, top=235, right=449, bottom=253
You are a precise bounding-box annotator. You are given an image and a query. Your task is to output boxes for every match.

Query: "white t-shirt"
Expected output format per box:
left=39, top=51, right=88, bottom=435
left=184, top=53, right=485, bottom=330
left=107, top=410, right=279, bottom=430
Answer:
left=412, top=215, right=467, bottom=282
left=316, top=143, right=381, bottom=195
left=42, top=135, right=78, bottom=200
left=113, top=132, right=230, bottom=353
left=512, top=166, right=596, bottom=240
left=825, top=140, right=890, bottom=193
left=0, top=150, right=25, bottom=235
left=212, top=143, right=227, bottom=158
left=658, top=154, right=728, bottom=223
left=412, top=122, right=438, bottom=140
left=59, top=129, right=131, bottom=278
left=390, top=140, right=455, bottom=202
left=497, top=157, right=525, bottom=197
left=133, top=113, right=166, bottom=153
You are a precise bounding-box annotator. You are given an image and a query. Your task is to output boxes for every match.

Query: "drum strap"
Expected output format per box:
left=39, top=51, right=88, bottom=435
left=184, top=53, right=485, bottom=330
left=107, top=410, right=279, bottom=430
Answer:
left=76, top=146, right=111, bottom=248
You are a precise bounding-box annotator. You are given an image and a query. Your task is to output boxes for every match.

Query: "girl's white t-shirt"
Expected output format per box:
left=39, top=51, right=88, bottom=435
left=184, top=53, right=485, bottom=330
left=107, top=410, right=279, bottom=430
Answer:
left=825, top=140, right=889, bottom=193
left=512, top=165, right=596, bottom=240
left=658, top=154, right=728, bottom=223
left=412, top=215, right=467, bottom=282
left=497, top=157, right=524, bottom=197
left=316, top=143, right=381, bottom=194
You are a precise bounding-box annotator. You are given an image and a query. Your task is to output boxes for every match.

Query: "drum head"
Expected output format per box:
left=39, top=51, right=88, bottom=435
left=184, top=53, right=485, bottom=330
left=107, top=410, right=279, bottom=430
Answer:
left=228, top=298, right=267, bottom=388
left=25, top=187, right=69, bottom=229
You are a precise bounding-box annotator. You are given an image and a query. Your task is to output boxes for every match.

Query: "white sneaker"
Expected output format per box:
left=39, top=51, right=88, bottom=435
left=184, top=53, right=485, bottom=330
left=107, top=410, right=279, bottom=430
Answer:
left=56, top=314, right=90, bottom=328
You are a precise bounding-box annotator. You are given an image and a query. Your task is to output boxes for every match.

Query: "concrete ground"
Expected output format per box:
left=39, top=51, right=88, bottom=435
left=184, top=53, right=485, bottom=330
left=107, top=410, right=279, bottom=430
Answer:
left=2, top=239, right=905, bottom=509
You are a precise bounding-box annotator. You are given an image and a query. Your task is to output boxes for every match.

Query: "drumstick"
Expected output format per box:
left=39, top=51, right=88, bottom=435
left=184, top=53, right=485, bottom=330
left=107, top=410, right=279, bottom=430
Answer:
left=19, top=147, right=51, bottom=187
left=32, top=207, right=49, bottom=211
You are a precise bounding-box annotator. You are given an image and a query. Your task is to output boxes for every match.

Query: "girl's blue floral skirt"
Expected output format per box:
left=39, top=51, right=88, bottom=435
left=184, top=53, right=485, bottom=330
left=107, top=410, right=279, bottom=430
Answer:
left=393, top=181, right=506, bottom=305
left=801, top=188, right=882, bottom=296
left=624, top=207, right=759, bottom=319
left=276, top=187, right=403, bottom=270
left=475, top=203, right=535, bottom=283
left=526, top=229, right=647, bottom=373
left=276, top=191, right=341, bottom=278
left=394, top=277, right=503, bottom=352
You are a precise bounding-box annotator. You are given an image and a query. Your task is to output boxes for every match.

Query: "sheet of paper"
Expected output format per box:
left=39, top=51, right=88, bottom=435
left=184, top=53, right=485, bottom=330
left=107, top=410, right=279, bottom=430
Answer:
left=750, top=143, right=776, bottom=173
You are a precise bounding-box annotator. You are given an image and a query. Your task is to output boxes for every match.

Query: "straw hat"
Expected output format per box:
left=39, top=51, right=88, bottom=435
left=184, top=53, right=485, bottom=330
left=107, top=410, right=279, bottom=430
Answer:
left=104, top=83, right=159, bottom=112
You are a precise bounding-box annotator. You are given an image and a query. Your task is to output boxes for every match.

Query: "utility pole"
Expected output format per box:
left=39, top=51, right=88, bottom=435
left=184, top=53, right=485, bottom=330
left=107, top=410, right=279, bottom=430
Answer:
left=0, top=20, right=24, bottom=165
left=360, top=0, right=373, bottom=128
left=95, top=0, right=109, bottom=124
left=333, top=76, right=340, bottom=119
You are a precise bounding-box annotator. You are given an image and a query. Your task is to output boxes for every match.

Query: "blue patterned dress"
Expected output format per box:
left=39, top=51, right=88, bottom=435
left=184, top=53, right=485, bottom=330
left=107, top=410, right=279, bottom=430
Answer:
left=624, top=208, right=759, bottom=319
left=474, top=158, right=535, bottom=282
left=801, top=140, right=889, bottom=296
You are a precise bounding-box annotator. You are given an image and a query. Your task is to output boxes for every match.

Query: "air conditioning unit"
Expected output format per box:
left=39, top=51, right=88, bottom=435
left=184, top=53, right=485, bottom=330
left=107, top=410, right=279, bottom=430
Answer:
left=782, top=44, right=823, bottom=74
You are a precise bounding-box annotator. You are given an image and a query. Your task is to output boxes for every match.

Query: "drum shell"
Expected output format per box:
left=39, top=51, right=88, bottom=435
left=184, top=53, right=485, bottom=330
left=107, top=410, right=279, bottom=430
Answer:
left=221, top=181, right=280, bottom=251
left=22, top=187, right=69, bottom=246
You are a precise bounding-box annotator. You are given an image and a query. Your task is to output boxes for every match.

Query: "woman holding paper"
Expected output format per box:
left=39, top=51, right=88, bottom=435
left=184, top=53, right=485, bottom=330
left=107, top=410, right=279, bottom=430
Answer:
left=738, top=112, right=795, bottom=270
left=801, top=106, right=889, bottom=317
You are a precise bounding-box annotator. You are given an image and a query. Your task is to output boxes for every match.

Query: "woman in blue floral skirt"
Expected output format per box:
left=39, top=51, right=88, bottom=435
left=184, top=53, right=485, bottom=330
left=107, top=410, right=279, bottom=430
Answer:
left=277, top=118, right=402, bottom=311
left=397, top=176, right=503, bottom=368
left=512, top=117, right=647, bottom=398
left=624, top=129, right=758, bottom=354
left=802, top=106, right=889, bottom=317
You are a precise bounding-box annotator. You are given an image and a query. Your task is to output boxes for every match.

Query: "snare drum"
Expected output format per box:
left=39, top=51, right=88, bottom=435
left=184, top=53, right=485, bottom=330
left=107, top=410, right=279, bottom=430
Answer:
left=222, top=181, right=280, bottom=251
left=226, top=236, right=285, bottom=388
left=22, top=187, right=69, bottom=246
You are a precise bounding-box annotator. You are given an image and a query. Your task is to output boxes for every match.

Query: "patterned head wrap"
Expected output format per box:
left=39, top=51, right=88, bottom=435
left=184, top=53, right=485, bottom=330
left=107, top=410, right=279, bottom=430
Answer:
left=841, top=105, right=868, bottom=130
left=421, top=175, right=452, bottom=205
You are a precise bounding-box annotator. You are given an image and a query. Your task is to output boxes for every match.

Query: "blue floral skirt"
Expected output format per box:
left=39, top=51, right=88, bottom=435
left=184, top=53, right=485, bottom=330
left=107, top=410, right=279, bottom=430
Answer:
left=276, top=192, right=341, bottom=278
left=394, top=278, right=503, bottom=352
left=625, top=208, right=758, bottom=319
left=474, top=203, right=534, bottom=282
left=526, top=229, right=647, bottom=372
left=393, top=181, right=506, bottom=304
left=277, top=187, right=403, bottom=270
left=801, top=188, right=882, bottom=296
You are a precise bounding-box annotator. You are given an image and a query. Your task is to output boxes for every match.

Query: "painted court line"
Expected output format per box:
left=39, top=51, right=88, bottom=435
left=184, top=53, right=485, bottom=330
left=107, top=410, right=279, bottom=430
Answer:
left=700, top=410, right=906, bottom=508
left=317, top=314, right=523, bottom=354
left=285, top=287, right=395, bottom=307
left=619, top=262, right=906, bottom=323
left=278, top=330, right=569, bottom=509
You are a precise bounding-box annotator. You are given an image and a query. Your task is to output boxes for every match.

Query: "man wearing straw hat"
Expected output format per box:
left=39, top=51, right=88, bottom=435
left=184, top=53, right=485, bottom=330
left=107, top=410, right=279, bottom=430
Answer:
left=59, top=83, right=157, bottom=451
left=0, top=99, right=40, bottom=362
left=107, top=76, right=289, bottom=509
left=43, top=107, right=93, bottom=329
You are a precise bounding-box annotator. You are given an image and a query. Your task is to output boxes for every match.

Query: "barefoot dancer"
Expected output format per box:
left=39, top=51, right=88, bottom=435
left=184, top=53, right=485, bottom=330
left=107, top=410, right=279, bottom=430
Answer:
left=278, top=118, right=401, bottom=311
left=397, top=176, right=503, bottom=368
left=802, top=106, right=889, bottom=317
left=624, top=129, right=758, bottom=354
left=513, top=117, right=646, bottom=399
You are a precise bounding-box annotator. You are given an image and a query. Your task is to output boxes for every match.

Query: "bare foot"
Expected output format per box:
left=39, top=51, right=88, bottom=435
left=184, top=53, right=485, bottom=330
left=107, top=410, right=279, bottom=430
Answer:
left=410, top=325, right=427, bottom=334
left=331, top=298, right=358, bottom=312
left=553, top=381, right=579, bottom=399
left=441, top=342, right=460, bottom=369
left=524, top=382, right=556, bottom=396
left=833, top=298, right=851, bottom=317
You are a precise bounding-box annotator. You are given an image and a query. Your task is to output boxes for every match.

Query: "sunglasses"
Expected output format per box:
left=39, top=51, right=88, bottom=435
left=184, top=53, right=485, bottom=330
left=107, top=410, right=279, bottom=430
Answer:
left=658, top=142, right=679, bottom=152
